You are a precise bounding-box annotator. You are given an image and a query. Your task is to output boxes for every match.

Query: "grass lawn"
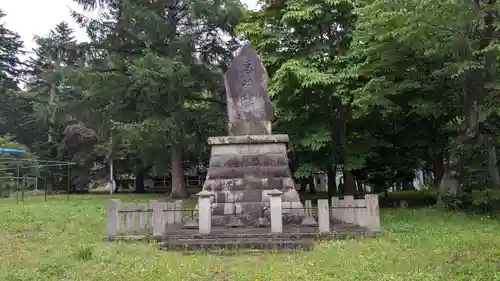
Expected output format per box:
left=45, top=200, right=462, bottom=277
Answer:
left=1, top=195, right=500, bottom=281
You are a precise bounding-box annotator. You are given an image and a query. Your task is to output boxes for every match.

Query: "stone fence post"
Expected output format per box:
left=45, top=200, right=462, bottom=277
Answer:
left=106, top=199, right=122, bottom=237
left=174, top=200, right=183, bottom=224
left=355, top=199, right=367, bottom=227
left=365, top=194, right=381, bottom=233
left=268, top=189, right=283, bottom=233
left=137, top=203, right=148, bottom=231
left=152, top=201, right=167, bottom=236
left=317, top=199, right=330, bottom=233
left=344, top=195, right=355, bottom=224
left=331, top=197, right=340, bottom=220
left=148, top=200, right=157, bottom=230
left=197, top=190, right=213, bottom=235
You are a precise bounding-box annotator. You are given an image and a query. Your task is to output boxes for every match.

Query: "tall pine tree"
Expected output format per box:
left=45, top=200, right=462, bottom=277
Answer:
left=0, top=9, right=36, bottom=146
left=72, top=0, right=243, bottom=197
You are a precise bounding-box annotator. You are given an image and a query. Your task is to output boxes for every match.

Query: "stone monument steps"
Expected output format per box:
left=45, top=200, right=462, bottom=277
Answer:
left=162, top=232, right=321, bottom=240
left=161, top=224, right=370, bottom=241
left=159, top=237, right=315, bottom=252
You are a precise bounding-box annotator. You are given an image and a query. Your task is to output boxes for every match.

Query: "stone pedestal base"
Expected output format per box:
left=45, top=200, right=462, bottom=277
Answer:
left=202, top=134, right=302, bottom=225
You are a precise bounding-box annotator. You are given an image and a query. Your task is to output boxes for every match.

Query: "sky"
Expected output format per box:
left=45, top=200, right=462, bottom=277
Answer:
left=2, top=0, right=259, bottom=56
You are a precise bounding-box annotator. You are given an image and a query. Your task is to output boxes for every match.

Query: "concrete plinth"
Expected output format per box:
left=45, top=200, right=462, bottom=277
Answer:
left=202, top=134, right=302, bottom=226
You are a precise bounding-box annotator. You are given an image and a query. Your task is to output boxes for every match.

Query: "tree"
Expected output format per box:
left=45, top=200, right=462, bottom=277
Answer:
left=2, top=0, right=498, bottom=200
left=0, top=9, right=23, bottom=85
left=239, top=0, right=364, bottom=195
left=72, top=0, right=243, bottom=197
left=25, top=22, right=96, bottom=191
left=0, top=9, right=37, bottom=147
left=27, top=22, right=83, bottom=149
left=351, top=0, right=500, bottom=198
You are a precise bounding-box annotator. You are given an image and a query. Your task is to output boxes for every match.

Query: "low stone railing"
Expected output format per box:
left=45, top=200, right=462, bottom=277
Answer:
left=105, top=199, right=184, bottom=238
left=105, top=191, right=381, bottom=239
left=267, top=190, right=380, bottom=234
left=330, top=195, right=381, bottom=232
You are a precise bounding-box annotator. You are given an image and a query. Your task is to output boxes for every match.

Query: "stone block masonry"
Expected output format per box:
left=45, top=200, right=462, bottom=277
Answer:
left=201, top=134, right=302, bottom=224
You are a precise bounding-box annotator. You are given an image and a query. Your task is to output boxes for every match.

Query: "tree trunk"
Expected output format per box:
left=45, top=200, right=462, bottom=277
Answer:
left=482, top=0, right=497, bottom=187
left=342, top=167, right=357, bottom=195
left=298, top=178, right=307, bottom=193
left=109, top=156, right=114, bottom=195
left=455, top=0, right=496, bottom=190
left=134, top=167, right=148, bottom=193
left=308, top=176, right=316, bottom=193
left=171, top=146, right=188, bottom=198
left=436, top=170, right=460, bottom=205
left=487, top=136, right=500, bottom=186
left=433, top=156, right=445, bottom=188
left=114, top=179, right=119, bottom=193
left=48, top=82, right=56, bottom=144
left=327, top=164, right=337, bottom=197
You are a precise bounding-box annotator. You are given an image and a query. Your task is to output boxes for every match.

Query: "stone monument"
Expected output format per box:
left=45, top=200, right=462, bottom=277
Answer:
left=202, top=43, right=303, bottom=227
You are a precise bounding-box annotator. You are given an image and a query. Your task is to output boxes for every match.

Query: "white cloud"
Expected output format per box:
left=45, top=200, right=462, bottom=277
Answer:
left=2, top=0, right=89, bottom=54
left=2, top=0, right=260, bottom=56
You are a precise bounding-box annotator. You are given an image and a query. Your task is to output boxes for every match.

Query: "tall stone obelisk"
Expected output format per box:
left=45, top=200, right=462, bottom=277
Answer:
left=202, top=43, right=302, bottom=226
left=224, top=43, right=275, bottom=136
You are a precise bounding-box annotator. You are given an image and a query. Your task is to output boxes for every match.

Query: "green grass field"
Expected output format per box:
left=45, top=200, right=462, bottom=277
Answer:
left=1, top=194, right=500, bottom=281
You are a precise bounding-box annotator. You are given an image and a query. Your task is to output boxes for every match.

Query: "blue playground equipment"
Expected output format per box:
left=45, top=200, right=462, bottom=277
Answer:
left=0, top=148, right=25, bottom=153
